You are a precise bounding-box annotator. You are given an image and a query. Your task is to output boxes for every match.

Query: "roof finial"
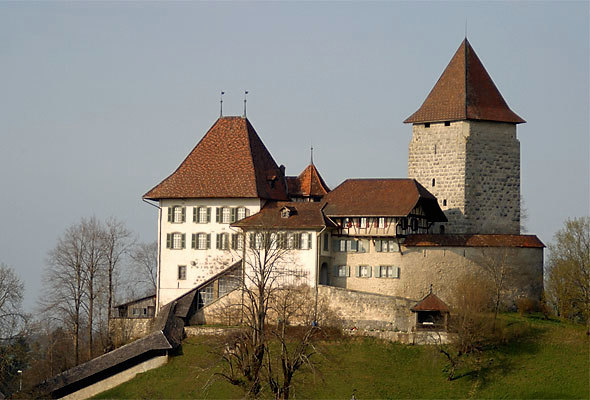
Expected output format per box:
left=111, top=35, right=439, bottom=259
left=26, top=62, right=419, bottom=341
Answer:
left=243, top=90, right=249, bottom=118
left=465, top=18, right=467, bottom=39
left=429, top=284, right=433, bottom=294
left=310, top=143, right=314, bottom=165
left=220, top=91, right=225, bottom=118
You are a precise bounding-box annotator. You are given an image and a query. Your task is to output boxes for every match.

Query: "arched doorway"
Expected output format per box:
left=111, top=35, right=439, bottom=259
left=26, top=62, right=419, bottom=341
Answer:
left=319, top=263, right=329, bottom=285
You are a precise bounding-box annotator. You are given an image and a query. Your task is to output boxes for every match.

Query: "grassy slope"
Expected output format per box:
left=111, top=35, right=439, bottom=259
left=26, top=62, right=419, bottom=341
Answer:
left=95, top=315, right=589, bottom=399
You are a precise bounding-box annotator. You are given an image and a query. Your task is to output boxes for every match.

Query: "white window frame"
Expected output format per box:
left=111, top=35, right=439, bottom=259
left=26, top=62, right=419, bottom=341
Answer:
left=173, top=206, right=183, bottom=223
left=198, top=207, right=208, bottom=224
left=172, top=233, right=183, bottom=249
left=197, top=233, right=208, bottom=250
left=237, top=207, right=247, bottom=221
left=337, top=265, right=348, bottom=277
left=222, top=207, right=231, bottom=224
left=378, top=217, right=386, bottom=228
left=359, top=265, right=371, bottom=278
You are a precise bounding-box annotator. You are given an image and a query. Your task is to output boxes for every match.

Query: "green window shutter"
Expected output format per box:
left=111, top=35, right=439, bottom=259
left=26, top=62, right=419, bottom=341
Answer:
left=206, top=234, right=211, bottom=249
left=167, top=207, right=173, bottom=222
left=347, top=266, right=351, bottom=277
left=181, top=234, right=186, bottom=249
left=207, top=207, right=211, bottom=223
left=249, top=233, right=255, bottom=249
left=308, top=233, right=313, bottom=249
left=193, top=207, right=197, bottom=223
left=355, top=265, right=360, bottom=277
left=375, top=240, right=382, bottom=252
left=231, top=208, right=237, bottom=223
left=231, top=234, right=237, bottom=250
left=374, top=266, right=381, bottom=278
left=216, top=234, right=220, bottom=249
left=191, top=233, right=196, bottom=249
left=333, top=266, right=339, bottom=276
left=395, top=267, right=401, bottom=279
left=181, top=207, right=186, bottom=222
left=216, top=207, right=220, bottom=223
left=367, top=266, right=372, bottom=278
left=166, top=233, right=171, bottom=249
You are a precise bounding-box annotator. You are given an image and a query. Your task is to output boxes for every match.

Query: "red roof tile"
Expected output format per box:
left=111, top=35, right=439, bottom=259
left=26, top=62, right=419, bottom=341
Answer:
left=404, top=39, right=525, bottom=124
left=411, top=293, right=450, bottom=312
left=321, top=179, right=447, bottom=221
left=404, top=234, right=545, bottom=248
left=144, top=117, right=289, bottom=200
left=231, top=201, right=335, bottom=230
left=287, top=163, right=330, bottom=198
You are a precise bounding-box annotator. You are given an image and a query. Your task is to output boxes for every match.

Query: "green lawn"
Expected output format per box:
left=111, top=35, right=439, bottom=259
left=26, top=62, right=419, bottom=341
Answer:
left=95, top=315, right=589, bottom=399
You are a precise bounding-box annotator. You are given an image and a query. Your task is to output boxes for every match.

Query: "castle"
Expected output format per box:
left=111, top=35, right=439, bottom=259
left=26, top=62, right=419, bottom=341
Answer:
left=143, top=38, right=544, bottom=327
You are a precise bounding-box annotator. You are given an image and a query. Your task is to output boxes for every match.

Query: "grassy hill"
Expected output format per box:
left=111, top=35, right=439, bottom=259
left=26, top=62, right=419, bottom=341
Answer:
left=95, top=314, right=588, bottom=399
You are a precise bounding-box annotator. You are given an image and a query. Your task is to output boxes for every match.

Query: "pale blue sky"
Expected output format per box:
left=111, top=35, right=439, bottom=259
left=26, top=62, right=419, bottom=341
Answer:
left=1, top=1, right=588, bottom=310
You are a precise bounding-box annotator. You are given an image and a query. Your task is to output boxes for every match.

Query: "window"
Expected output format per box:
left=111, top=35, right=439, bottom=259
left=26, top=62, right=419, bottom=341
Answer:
left=376, top=265, right=400, bottom=279
left=194, top=207, right=210, bottom=224
left=216, top=233, right=229, bottom=250
left=375, top=239, right=399, bottom=252
left=191, top=233, right=210, bottom=250
left=222, top=207, right=231, bottom=223
left=336, top=265, right=348, bottom=277
left=178, top=265, right=187, bottom=280
left=231, top=233, right=244, bottom=250
left=378, top=217, right=386, bottom=229
left=249, top=233, right=263, bottom=249
left=200, top=284, right=214, bottom=305
left=166, top=233, right=185, bottom=249
left=360, top=217, right=367, bottom=228
left=237, top=207, right=247, bottom=221
left=357, top=265, right=371, bottom=278
left=300, top=233, right=312, bottom=250
left=168, top=206, right=185, bottom=223
left=444, top=121, right=451, bottom=126
left=333, top=238, right=366, bottom=252
left=432, top=178, right=435, bottom=187
left=323, top=233, right=329, bottom=251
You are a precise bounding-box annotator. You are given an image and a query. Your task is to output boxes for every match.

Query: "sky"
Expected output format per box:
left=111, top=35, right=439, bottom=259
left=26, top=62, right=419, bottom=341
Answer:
left=1, top=1, right=588, bottom=311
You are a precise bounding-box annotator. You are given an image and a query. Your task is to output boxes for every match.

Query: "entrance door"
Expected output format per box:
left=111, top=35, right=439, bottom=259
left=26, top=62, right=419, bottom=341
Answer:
left=319, top=263, right=329, bottom=285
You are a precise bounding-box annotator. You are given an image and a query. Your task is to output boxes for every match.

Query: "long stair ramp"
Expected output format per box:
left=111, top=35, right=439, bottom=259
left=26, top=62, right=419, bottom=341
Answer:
left=38, top=260, right=242, bottom=399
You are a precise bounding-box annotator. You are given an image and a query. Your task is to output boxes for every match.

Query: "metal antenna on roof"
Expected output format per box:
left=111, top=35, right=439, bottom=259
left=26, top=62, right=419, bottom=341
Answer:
left=220, top=91, right=225, bottom=118
left=243, top=90, right=249, bottom=118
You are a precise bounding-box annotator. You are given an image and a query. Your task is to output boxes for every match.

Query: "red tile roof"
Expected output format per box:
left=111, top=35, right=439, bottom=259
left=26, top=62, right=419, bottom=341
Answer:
left=404, top=234, right=545, bottom=248
left=287, top=163, right=330, bottom=198
left=144, top=117, right=289, bottom=200
left=411, top=293, right=450, bottom=312
left=404, top=39, right=525, bottom=124
left=231, top=201, right=335, bottom=230
left=321, top=179, right=447, bottom=221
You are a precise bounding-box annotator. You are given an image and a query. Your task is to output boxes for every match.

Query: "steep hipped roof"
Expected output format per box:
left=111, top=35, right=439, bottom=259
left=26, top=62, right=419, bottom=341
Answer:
left=144, top=117, right=289, bottom=200
left=321, top=179, right=447, bottom=221
left=411, top=293, right=450, bottom=312
left=404, top=39, right=525, bottom=124
left=286, top=163, right=330, bottom=198
left=232, top=201, right=335, bottom=230
left=404, top=234, right=545, bottom=248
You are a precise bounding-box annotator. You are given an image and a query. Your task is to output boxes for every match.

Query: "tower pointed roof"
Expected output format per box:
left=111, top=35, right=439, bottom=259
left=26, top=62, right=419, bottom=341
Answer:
left=404, top=39, right=525, bottom=124
left=143, top=116, right=289, bottom=200
left=286, top=162, right=331, bottom=198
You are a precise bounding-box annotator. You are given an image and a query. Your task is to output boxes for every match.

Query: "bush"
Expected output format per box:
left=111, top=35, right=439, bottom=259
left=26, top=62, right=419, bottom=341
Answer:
left=516, top=297, right=537, bottom=316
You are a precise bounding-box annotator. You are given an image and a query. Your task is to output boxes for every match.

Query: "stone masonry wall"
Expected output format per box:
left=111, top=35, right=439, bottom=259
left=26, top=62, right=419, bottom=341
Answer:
left=465, top=121, right=520, bottom=234
left=329, top=243, right=543, bottom=308
left=408, top=121, right=520, bottom=234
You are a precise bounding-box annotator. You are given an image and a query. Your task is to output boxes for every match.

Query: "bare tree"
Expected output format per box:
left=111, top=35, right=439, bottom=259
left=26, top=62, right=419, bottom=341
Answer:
left=546, top=217, right=590, bottom=333
left=0, top=263, right=26, bottom=341
left=101, top=218, right=133, bottom=344
left=218, top=230, right=323, bottom=399
left=42, top=223, right=87, bottom=365
left=129, top=241, right=157, bottom=296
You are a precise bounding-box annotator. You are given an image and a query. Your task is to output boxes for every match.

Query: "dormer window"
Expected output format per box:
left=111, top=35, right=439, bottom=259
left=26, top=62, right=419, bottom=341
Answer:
left=280, top=206, right=295, bottom=219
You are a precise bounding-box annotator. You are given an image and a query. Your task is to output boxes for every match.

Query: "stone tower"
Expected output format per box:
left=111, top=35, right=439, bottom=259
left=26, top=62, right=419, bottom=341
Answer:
left=405, top=39, right=525, bottom=235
